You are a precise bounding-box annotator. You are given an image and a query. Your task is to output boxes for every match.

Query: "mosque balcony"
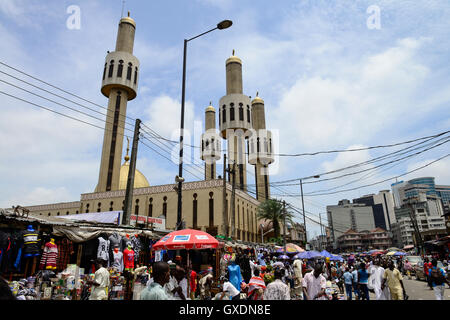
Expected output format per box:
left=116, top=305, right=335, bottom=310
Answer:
left=101, top=51, right=139, bottom=100
left=218, top=94, right=252, bottom=138
left=248, top=129, right=274, bottom=165
left=200, top=130, right=222, bottom=162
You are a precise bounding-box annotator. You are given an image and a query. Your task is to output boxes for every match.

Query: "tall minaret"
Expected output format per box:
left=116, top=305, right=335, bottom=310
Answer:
left=249, top=92, right=274, bottom=200
left=96, top=13, right=139, bottom=193
left=200, top=102, right=221, bottom=180
left=219, top=51, right=252, bottom=191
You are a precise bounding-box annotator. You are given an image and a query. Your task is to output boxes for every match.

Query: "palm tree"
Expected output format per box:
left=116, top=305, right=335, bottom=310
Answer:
left=257, top=199, right=294, bottom=239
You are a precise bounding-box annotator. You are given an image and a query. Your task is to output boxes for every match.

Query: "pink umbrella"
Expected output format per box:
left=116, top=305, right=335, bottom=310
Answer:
left=152, top=229, right=219, bottom=250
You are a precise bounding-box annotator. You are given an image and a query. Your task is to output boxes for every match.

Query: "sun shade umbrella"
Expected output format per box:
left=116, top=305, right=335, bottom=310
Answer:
left=152, top=229, right=219, bottom=250
left=278, top=255, right=290, bottom=260
left=386, top=251, right=396, bottom=256
left=320, top=250, right=332, bottom=258
left=330, top=254, right=343, bottom=261
left=394, top=251, right=407, bottom=256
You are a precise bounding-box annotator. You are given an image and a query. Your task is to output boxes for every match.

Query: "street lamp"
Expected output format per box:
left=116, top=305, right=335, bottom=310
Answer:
left=176, top=20, right=233, bottom=230
left=300, top=174, right=320, bottom=245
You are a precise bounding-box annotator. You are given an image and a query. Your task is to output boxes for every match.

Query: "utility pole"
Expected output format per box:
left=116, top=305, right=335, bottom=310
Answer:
left=229, top=161, right=236, bottom=240
left=283, top=200, right=287, bottom=255
left=123, top=119, right=141, bottom=225
left=222, top=154, right=228, bottom=237
left=300, top=179, right=307, bottom=246
left=405, top=198, right=424, bottom=255
left=319, top=212, right=322, bottom=251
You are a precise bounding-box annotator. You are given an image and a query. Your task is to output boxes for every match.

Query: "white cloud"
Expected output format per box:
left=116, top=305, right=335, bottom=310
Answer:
left=3, top=187, right=74, bottom=207
left=406, top=157, right=450, bottom=185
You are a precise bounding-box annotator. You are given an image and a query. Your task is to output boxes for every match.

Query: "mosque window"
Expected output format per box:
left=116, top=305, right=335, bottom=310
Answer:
left=48, top=213, right=51, bottom=216
left=76, top=211, right=79, bottom=214
left=97, top=202, right=102, bottom=212
left=209, top=192, right=214, bottom=227
left=247, top=106, right=250, bottom=123
left=135, top=198, right=140, bottom=216
left=239, top=103, right=244, bottom=121
left=149, top=197, right=153, bottom=217
left=66, top=211, right=69, bottom=215
left=134, top=67, right=138, bottom=84
left=109, top=201, right=113, bottom=211
left=163, top=196, right=167, bottom=216
left=108, top=60, right=114, bottom=78
left=269, top=138, right=272, bottom=152
left=127, top=62, right=132, bottom=80
left=103, top=63, right=107, bottom=80
left=57, top=212, right=60, bottom=216
left=257, top=137, right=260, bottom=152
left=117, top=60, right=124, bottom=77
left=222, top=106, right=226, bottom=123
left=193, top=193, right=198, bottom=229
left=230, top=103, right=235, bottom=121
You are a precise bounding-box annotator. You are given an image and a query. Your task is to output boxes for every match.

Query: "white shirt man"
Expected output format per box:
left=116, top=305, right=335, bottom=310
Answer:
left=369, top=264, right=386, bottom=300
left=89, top=266, right=110, bottom=300
left=302, top=270, right=327, bottom=300
left=222, top=280, right=240, bottom=300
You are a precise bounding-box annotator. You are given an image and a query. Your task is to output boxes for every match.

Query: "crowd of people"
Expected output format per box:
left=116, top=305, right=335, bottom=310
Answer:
left=135, top=248, right=449, bottom=301
left=1, top=247, right=449, bottom=301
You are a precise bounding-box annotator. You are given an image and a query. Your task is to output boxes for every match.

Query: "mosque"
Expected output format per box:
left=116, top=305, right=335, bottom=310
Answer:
left=25, top=14, right=275, bottom=242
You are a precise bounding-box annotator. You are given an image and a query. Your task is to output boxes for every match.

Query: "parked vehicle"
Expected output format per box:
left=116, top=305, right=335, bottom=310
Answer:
left=415, top=260, right=444, bottom=281
left=404, top=256, right=423, bottom=276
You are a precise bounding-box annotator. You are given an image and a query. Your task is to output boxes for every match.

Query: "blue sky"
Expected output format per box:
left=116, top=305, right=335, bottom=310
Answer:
left=0, top=0, right=449, bottom=239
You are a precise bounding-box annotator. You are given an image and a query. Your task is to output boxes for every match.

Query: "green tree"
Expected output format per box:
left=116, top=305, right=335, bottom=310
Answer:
left=257, top=199, right=294, bottom=239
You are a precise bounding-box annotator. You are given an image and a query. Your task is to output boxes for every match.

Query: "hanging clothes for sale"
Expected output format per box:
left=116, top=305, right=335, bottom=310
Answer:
left=0, top=231, right=11, bottom=273
left=121, top=235, right=132, bottom=251
left=97, top=237, right=110, bottom=265
left=130, top=235, right=142, bottom=263
left=21, top=227, right=41, bottom=258
left=123, top=247, right=135, bottom=271
left=56, top=238, right=74, bottom=272
left=108, top=233, right=122, bottom=263
left=111, top=249, right=124, bottom=273
left=39, top=240, right=58, bottom=270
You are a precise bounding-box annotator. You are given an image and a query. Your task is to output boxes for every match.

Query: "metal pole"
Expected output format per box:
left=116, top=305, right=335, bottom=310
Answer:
left=300, top=179, right=307, bottom=245
left=123, top=118, right=141, bottom=225
left=283, top=200, right=287, bottom=255
left=222, top=154, right=228, bottom=237
left=230, top=162, right=236, bottom=239
left=176, top=39, right=187, bottom=230
left=319, top=213, right=323, bottom=251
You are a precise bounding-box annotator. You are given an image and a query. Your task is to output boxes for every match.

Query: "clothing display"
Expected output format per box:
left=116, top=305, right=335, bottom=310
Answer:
left=108, top=233, right=122, bottom=263
left=130, top=235, right=142, bottom=263
left=97, top=237, right=110, bottom=264
left=21, top=229, right=41, bottom=257
left=111, top=250, right=124, bottom=272
left=39, top=241, right=58, bottom=270
left=123, top=248, right=135, bottom=270
left=121, top=236, right=132, bottom=251
left=227, top=262, right=242, bottom=291
left=56, top=238, right=74, bottom=271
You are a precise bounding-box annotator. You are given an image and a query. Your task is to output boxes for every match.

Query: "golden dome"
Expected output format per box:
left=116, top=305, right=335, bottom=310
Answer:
left=205, top=102, right=215, bottom=112
left=226, top=49, right=242, bottom=65
left=118, top=161, right=150, bottom=190
left=120, top=12, right=136, bottom=28
left=252, top=92, right=264, bottom=104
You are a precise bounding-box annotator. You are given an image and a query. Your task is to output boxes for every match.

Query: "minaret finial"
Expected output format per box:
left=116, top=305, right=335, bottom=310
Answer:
left=128, top=11, right=130, bottom=17
left=232, top=49, right=235, bottom=56
left=209, top=101, right=212, bottom=106
left=256, top=91, right=259, bottom=97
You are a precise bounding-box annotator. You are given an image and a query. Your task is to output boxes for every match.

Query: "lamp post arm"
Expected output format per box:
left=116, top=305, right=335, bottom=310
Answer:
left=186, top=27, right=218, bottom=42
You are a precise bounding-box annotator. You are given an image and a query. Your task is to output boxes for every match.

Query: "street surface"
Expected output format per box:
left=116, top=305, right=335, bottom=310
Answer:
left=367, top=278, right=450, bottom=300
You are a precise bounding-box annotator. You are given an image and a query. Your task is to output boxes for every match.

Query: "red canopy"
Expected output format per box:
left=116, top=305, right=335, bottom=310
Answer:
left=152, top=229, right=220, bottom=250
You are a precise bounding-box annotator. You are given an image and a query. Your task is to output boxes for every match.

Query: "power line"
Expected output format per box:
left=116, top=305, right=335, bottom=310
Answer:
left=300, top=154, right=449, bottom=197
left=274, top=130, right=450, bottom=157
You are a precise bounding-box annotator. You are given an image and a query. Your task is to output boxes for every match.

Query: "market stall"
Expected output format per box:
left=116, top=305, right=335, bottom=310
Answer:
left=0, top=208, right=167, bottom=300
